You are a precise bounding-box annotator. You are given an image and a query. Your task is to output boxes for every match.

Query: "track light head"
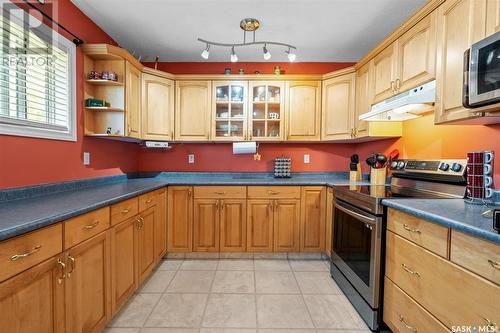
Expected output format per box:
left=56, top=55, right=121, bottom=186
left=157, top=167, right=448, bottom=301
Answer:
left=286, top=48, right=296, bottom=62
left=230, top=46, right=238, bottom=62
left=201, top=44, right=210, bottom=59
left=263, top=44, right=271, bottom=60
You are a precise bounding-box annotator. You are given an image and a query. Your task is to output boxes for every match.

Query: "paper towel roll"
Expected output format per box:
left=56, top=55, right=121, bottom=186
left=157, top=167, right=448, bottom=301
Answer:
left=233, top=141, right=257, bottom=154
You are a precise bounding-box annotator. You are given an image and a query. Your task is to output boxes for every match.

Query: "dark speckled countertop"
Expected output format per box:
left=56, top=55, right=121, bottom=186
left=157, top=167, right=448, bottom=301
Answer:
left=382, top=198, right=500, bottom=244
left=0, top=172, right=369, bottom=242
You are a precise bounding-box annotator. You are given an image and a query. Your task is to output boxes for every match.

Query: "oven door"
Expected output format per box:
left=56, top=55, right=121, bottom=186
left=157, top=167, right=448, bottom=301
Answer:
left=468, top=31, right=500, bottom=107
left=331, top=199, right=382, bottom=308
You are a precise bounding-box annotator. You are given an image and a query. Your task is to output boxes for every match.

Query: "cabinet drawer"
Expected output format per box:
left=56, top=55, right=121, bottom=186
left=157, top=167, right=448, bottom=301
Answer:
left=139, top=190, right=159, bottom=212
left=247, top=186, right=300, bottom=199
left=0, top=223, right=62, bottom=282
left=451, top=231, right=500, bottom=286
left=194, top=186, right=246, bottom=199
left=64, top=207, right=110, bottom=249
left=111, top=197, right=139, bottom=226
left=386, top=231, right=500, bottom=329
left=387, top=208, right=449, bottom=257
left=383, top=277, right=449, bottom=333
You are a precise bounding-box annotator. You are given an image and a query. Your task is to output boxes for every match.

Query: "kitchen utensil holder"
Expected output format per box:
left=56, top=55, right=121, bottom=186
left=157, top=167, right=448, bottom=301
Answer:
left=370, top=167, right=387, bottom=185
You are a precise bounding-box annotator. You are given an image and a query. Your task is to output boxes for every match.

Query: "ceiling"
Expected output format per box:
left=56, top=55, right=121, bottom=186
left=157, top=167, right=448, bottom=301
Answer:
left=71, top=0, right=426, bottom=62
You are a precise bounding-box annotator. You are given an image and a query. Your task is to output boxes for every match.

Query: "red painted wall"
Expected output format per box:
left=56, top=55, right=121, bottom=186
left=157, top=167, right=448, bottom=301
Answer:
left=0, top=0, right=138, bottom=189
left=142, top=62, right=355, bottom=75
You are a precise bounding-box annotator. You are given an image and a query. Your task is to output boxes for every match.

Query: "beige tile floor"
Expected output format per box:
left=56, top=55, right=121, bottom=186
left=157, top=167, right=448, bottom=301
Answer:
left=105, top=259, right=370, bottom=333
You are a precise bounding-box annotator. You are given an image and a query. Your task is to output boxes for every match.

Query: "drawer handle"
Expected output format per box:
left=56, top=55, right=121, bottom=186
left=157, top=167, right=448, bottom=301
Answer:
left=403, top=224, right=421, bottom=234
left=401, top=263, right=420, bottom=277
left=488, top=259, right=500, bottom=270
left=136, top=216, right=144, bottom=230
left=57, top=259, right=66, bottom=284
left=268, top=190, right=280, bottom=195
left=82, top=220, right=99, bottom=231
left=10, top=245, right=42, bottom=261
left=146, top=199, right=153, bottom=204
left=121, top=208, right=130, bottom=214
left=399, top=314, right=417, bottom=332
left=214, top=191, right=226, bottom=195
left=66, top=254, right=75, bottom=278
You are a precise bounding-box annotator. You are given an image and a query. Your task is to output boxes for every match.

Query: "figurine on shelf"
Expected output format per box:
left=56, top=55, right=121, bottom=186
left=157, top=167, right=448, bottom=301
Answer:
left=88, top=71, right=100, bottom=80
left=108, top=72, right=118, bottom=81
left=101, top=71, right=109, bottom=80
left=106, top=127, right=112, bottom=135
left=225, top=68, right=231, bottom=75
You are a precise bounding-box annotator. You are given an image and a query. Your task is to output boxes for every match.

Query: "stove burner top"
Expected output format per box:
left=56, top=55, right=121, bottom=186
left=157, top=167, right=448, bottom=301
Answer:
left=334, top=184, right=456, bottom=200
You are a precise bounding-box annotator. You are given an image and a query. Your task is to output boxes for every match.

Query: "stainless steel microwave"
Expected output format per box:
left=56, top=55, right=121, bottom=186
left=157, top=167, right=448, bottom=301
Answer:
left=463, top=30, right=500, bottom=108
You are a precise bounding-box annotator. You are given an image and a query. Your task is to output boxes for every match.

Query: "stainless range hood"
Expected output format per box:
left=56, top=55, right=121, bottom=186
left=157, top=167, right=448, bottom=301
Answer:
left=359, top=80, right=436, bottom=121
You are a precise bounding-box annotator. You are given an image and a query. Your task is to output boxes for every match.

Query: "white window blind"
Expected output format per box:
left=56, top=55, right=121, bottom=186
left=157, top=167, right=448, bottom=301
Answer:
left=0, top=2, right=76, bottom=141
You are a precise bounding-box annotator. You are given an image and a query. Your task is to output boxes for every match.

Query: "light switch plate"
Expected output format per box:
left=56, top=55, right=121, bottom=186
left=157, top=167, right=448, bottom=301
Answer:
left=83, top=152, right=90, bottom=166
left=188, top=154, right=195, bottom=164
left=304, top=154, right=310, bottom=164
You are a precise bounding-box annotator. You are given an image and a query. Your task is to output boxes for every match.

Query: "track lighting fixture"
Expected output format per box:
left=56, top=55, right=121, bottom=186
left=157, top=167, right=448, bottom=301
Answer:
left=263, top=44, right=271, bottom=60
left=230, top=46, right=238, bottom=62
left=286, top=48, right=296, bottom=62
left=201, top=44, right=210, bottom=59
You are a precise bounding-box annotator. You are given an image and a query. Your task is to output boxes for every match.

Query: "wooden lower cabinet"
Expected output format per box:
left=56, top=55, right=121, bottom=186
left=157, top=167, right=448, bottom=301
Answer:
left=300, top=187, right=326, bottom=252
left=0, top=255, right=65, bottom=333
left=154, top=189, right=167, bottom=263
left=325, top=187, right=334, bottom=257
left=110, top=216, right=138, bottom=315
left=193, top=199, right=220, bottom=252
left=219, top=199, right=247, bottom=252
left=273, top=199, right=300, bottom=252
left=137, top=207, right=156, bottom=284
left=247, top=200, right=274, bottom=252
left=167, top=186, right=193, bottom=252
left=65, top=231, right=111, bottom=333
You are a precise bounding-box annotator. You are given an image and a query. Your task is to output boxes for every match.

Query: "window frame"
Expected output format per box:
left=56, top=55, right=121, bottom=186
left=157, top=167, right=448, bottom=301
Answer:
left=0, top=2, right=77, bottom=142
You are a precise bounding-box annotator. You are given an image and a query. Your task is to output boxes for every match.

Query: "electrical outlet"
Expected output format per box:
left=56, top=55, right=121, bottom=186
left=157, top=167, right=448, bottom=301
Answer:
left=188, top=154, right=195, bottom=164
left=83, top=152, right=90, bottom=166
left=304, top=154, right=310, bottom=164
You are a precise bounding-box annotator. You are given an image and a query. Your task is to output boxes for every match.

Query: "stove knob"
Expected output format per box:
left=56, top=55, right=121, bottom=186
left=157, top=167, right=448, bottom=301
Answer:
left=397, top=161, right=405, bottom=169
left=390, top=161, right=398, bottom=169
left=451, top=163, right=463, bottom=172
left=439, top=163, right=450, bottom=171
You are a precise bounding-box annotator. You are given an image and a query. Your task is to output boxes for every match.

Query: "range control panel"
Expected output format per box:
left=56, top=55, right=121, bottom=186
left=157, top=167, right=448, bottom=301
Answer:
left=389, top=159, right=467, bottom=176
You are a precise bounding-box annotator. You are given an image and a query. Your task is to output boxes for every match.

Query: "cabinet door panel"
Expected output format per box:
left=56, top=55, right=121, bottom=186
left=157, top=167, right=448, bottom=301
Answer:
left=273, top=199, right=300, bottom=252
left=137, top=207, right=156, bottom=284
left=65, top=231, right=111, bottom=333
left=355, top=61, right=374, bottom=138
left=434, top=0, right=487, bottom=123
left=373, top=43, right=397, bottom=103
left=325, top=187, right=334, bottom=257
left=111, top=217, right=137, bottom=315
left=167, top=186, right=193, bottom=252
left=300, top=187, right=326, bottom=252
left=397, top=12, right=437, bottom=92
left=321, top=73, right=356, bottom=141
left=212, top=81, right=248, bottom=141
left=126, top=62, right=141, bottom=138
left=0, top=256, right=65, bottom=333
left=193, top=199, right=220, bottom=252
left=487, top=0, right=500, bottom=36
left=154, top=189, right=167, bottom=262
left=220, top=199, right=247, bottom=252
left=247, top=200, right=273, bottom=252
left=175, top=81, right=211, bottom=141
left=285, top=81, right=321, bottom=141
left=142, top=73, right=174, bottom=140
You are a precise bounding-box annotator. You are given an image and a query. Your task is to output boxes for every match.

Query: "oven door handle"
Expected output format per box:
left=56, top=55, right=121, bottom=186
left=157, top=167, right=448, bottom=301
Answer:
left=334, top=201, right=377, bottom=225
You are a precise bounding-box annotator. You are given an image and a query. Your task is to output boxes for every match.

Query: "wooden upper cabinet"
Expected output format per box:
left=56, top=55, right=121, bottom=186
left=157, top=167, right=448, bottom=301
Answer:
left=355, top=61, right=374, bottom=138
left=167, top=186, right=193, bottom=252
left=137, top=207, right=156, bottom=284
left=300, top=187, right=326, bottom=252
left=0, top=256, right=65, bottom=333
left=273, top=199, right=300, bottom=252
left=372, top=42, right=398, bottom=103
left=434, top=0, right=487, bottom=124
left=141, top=73, right=174, bottom=141
left=321, top=72, right=356, bottom=140
left=219, top=199, right=247, bottom=252
left=65, top=231, right=111, bottom=333
left=125, top=62, right=141, bottom=138
left=285, top=81, right=321, bottom=141
left=486, top=0, right=500, bottom=36
left=212, top=81, right=248, bottom=141
left=247, top=200, right=274, bottom=252
left=397, top=11, right=437, bottom=92
left=175, top=81, right=211, bottom=141
left=248, top=81, right=285, bottom=141
left=193, top=199, right=220, bottom=252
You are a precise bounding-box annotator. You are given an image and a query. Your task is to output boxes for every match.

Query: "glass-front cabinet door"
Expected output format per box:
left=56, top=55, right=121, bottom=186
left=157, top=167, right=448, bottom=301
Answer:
left=249, top=81, right=285, bottom=141
left=212, top=81, right=248, bottom=141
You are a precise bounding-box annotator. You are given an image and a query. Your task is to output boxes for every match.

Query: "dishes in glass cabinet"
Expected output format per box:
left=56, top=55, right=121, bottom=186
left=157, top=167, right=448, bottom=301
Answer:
left=231, top=86, right=244, bottom=102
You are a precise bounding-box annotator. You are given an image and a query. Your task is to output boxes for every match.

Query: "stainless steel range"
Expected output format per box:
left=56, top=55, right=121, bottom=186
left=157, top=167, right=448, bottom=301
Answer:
left=330, top=159, right=467, bottom=331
